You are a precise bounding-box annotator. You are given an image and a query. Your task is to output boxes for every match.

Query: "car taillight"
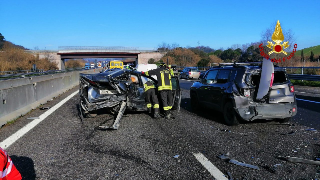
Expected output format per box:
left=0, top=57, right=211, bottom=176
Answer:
left=270, top=73, right=274, bottom=87
left=292, top=107, right=296, bottom=112
left=189, top=72, right=191, bottom=75
left=290, top=85, right=294, bottom=92
left=244, top=89, right=250, bottom=97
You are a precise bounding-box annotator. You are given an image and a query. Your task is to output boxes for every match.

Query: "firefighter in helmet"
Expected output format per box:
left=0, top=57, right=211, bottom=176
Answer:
left=143, top=63, right=174, bottom=119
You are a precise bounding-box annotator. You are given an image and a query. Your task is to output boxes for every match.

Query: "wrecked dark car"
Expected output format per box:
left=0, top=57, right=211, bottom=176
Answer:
left=79, top=68, right=181, bottom=129
left=190, top=59, right=297, bottom=126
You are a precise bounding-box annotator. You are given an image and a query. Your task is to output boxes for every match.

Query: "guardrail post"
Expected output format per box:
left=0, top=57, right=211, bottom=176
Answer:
left=302, top=67, right=304, bottom=75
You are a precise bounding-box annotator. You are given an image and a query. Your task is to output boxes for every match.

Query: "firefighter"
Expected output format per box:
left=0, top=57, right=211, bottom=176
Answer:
left=144, top=80, right=160, bottom=119
left=168, top=65, right=174, bottom=77
left=0, top=147, right=22, bottom=180
left=143, top=63, right=174, bottom=119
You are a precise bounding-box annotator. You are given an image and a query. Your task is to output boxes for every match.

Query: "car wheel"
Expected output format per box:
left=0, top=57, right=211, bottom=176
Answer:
left=187, top=76, right=190, bottom=80
left=190, top=92, right=200, bottom=112
left=179, top=74, right=182, bottom=79
left=279, top=117, right=291, bottom=123
left=223, top=101, right=239, bottom=126
left=87, top=110, right=97, bottom=118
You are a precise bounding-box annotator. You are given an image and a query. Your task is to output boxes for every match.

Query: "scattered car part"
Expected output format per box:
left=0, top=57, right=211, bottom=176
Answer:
left=278, top=156, right=320, bottom=165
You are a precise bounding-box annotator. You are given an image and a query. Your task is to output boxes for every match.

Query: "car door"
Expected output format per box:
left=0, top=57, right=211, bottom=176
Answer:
left=128, top=74, right=146, bottom=111
left=256, top=58, right=274, bottom=100
left=198, top=70, right=218, bottom=105
left=180, top=68, right=185, bottom=78
left=210, top=69, right=232, bottom=106
left=170, top=76, right=181, bottom=111
left=183, top=68, right=188, bottom=78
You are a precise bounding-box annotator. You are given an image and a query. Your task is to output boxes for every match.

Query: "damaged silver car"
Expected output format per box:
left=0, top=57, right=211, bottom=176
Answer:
left=190, top=59, right=297, bottom=126
left=79, top=68, right=181, bottom=129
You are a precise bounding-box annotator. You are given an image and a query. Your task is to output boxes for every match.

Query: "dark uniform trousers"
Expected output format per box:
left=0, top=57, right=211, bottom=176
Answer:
left=145, top=88, right=159, bottom=113
left=144, top=81, right=159, bottom=114
left=160, top=90, right=173, bottom=111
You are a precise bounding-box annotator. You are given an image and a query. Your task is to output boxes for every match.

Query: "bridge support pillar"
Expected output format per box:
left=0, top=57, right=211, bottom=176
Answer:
left=60, top=59, right=66, bottom=70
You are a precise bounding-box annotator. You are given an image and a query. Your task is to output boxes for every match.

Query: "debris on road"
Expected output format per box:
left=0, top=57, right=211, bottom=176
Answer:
left=278, top=156, right=320, bottom=165
left=305, top=128, right=317, bottom=131
left=229, top=159, right=260, bottom=170
left=218, top=153, right=259, bottom=170
left=40, top=107, right=50, bottom=110
left=27, top=117, right=39, bottom=120
left=227, top=172, right=233, bottom=180
left=173, top=155, right=180, bottom=158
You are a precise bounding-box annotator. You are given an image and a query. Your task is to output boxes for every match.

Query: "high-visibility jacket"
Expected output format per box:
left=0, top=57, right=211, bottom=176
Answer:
left=0, top=148, right=22, bottom=180
left=144, top=81, right=155, bottom=92
left=145, top=67, right=172, bottom=91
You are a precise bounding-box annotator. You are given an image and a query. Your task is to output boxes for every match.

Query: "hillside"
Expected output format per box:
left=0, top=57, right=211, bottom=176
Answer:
left=296, top=45, right=320, bottom=56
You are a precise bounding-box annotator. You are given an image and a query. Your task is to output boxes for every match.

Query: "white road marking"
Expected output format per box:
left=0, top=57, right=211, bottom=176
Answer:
left=0, top=90, right=79, bottom=150
left=296, top=98, right=320, bottom=104
left=300, top=92, right=306, bottom=93
left=193, top=152, right=228, bottom=180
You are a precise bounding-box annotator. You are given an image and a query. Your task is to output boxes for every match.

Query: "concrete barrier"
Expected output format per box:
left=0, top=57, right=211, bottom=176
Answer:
left=0, top=69, right=97, bottom=127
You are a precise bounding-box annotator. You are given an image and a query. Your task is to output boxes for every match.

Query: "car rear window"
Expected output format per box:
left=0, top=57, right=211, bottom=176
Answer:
left=273, top=71, right=287, bottom=84
left=191, top=69, right=200, bottom=72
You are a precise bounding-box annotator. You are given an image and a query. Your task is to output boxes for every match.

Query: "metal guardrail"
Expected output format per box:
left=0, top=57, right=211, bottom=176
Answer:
left=0, top=68, right=84, bottom=80
left=287, top=74, right=320, bottom=81
left=177, top=66, right=320, bottom=81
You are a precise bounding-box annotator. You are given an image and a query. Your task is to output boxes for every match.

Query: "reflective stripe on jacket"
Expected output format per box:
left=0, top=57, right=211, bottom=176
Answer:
left=145, top=67, right=172, bottom=91
left=144, top=81, right=155, bottom=92
left=0, top=147, right=22, bottom=180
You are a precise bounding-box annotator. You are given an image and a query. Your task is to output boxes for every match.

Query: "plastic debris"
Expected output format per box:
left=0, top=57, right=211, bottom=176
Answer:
left=227, top=172, right=233, bottom=180
left=278, top=156, right=320, bottom=165
left=40, top=107, right=50, bottom=110
left=306, top=128, right=317, bottom=131
left=218, top=153, right=259, bottom=170
left=27, top=117, right=39, bottom=120
left=229, top=159, right=260, bottom=170
left=173, top=155, right=180, bottom=158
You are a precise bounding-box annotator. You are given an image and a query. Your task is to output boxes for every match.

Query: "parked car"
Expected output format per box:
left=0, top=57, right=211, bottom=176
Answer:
left=190, top=59, right=297, bottom=126
left=180, top=67, right=200, bottom=79
left=79, top=68, right=181, bottom=130
left=84, top=63, right=91, bottom=70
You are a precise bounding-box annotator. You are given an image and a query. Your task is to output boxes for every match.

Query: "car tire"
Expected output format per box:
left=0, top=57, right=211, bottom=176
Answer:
left=87, top=110, right=97, bottom=118
left=190, top=92, right=200, bottom=112
left=187, top=76, right=190, bottom=80
left=279, top=117, right=291, bottom=123
left=179, top=74, right=182, bottom=79
left=223, top=101, right=240, bottom=126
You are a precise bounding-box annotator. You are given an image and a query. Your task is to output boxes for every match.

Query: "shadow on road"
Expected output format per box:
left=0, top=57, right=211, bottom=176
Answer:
left=11, top=155, right=36, bottom=180
left=180, top=97, right=226, bottom=125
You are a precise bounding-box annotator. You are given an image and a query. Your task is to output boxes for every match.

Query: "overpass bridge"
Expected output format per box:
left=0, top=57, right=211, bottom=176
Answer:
left=30, top=47, right=165, bottom=70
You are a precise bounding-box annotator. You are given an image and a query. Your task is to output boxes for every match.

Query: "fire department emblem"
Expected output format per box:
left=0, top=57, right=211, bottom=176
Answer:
left=267, top=20, right=289, bottom=55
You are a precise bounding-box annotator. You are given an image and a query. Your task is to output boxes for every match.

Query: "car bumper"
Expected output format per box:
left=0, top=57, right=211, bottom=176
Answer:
left=235, top=101, right=297, bottom=121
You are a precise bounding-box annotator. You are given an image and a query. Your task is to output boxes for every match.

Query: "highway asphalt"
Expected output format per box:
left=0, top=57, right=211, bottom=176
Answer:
left=0, top=80, right=319, bottom=179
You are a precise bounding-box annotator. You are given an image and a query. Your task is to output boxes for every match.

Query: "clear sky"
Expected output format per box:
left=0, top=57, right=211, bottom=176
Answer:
left=1, top=0, right=319, bottom=51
